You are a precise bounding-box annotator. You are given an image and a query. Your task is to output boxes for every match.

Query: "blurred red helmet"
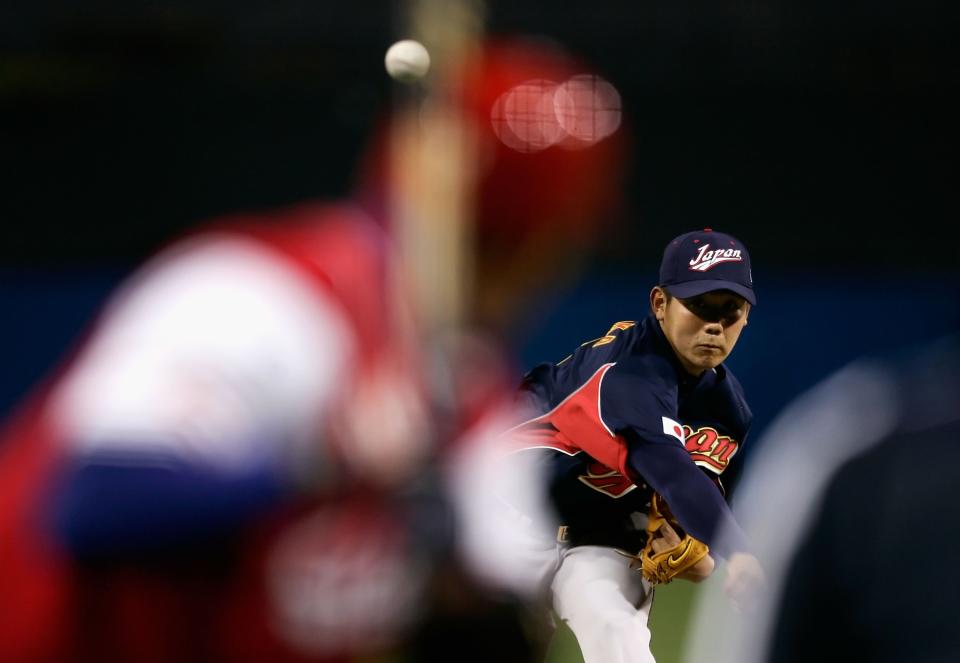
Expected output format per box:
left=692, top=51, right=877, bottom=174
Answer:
left=459, top=37, right=628, bottom=254
left=357, top=35, right=627, bottom=243
left=354, top=36, right=629, bottom=328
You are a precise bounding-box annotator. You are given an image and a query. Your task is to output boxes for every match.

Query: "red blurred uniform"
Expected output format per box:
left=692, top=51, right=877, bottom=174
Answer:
left=0, top=203, right=429, bottom=662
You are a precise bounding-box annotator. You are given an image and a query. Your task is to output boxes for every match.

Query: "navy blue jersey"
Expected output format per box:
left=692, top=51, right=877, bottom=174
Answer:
left=510, top=315, right=751, bottom=557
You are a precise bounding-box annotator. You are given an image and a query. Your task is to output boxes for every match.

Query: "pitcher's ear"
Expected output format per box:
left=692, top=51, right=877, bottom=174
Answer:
left=650, top=287, right=666, bottom=321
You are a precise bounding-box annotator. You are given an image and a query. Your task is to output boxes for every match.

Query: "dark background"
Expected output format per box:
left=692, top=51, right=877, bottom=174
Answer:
left=2, top=1, right=958, bottom=457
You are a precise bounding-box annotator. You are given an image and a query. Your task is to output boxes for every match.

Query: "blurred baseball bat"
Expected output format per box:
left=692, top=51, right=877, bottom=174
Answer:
left=389, top=0, right=486, bottom=341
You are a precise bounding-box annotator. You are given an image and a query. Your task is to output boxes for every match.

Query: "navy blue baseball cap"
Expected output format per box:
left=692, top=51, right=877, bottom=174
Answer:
left=659, top=228, right=756, bottom=305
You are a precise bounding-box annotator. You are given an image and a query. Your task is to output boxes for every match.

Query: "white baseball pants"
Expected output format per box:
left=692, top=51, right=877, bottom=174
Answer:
left=551, top=545, right=657, bottom=663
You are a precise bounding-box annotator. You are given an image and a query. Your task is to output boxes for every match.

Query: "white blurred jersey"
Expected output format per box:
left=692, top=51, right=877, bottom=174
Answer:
left=0, top=202, right=428, bottom=662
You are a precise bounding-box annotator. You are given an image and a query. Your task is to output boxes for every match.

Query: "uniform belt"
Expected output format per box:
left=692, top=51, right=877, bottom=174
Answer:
left=556, top=524, right=647, bottom=554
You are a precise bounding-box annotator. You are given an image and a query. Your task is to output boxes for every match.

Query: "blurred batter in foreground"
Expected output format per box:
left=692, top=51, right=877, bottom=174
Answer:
left=0, top=36, right=627, bottom=662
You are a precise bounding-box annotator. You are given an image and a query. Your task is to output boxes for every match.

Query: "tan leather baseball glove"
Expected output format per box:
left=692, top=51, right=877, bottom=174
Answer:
left=632, top=493, right=711, bottom=585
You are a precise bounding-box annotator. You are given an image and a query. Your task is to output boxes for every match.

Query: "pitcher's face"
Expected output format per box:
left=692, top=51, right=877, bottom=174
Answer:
left=652, top=287, right=750, bottom=375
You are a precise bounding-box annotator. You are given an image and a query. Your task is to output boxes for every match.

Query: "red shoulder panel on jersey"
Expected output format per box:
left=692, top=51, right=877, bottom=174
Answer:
left=506, top=364, right=632, bottom=476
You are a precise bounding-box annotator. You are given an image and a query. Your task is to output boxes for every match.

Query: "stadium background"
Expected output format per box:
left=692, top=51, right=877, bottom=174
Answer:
left=2, top=2, right=957, bottom=661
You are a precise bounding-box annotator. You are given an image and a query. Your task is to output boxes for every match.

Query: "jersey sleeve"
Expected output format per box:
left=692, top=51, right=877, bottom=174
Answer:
left=50, top=233, right=356, bottom=477
left=601, top=356, right=750, bottom=557
left=626, top=438, right=750, bottom=557
left=599, top=354, right=684, bottom=451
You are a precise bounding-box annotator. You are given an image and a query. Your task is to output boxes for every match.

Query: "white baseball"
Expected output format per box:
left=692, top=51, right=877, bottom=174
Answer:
left=384, top=40, right=431, bottom=83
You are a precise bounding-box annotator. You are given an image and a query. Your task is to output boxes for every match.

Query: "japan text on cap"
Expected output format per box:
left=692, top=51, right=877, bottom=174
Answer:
left=659, top=228, right=756, bottom=305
